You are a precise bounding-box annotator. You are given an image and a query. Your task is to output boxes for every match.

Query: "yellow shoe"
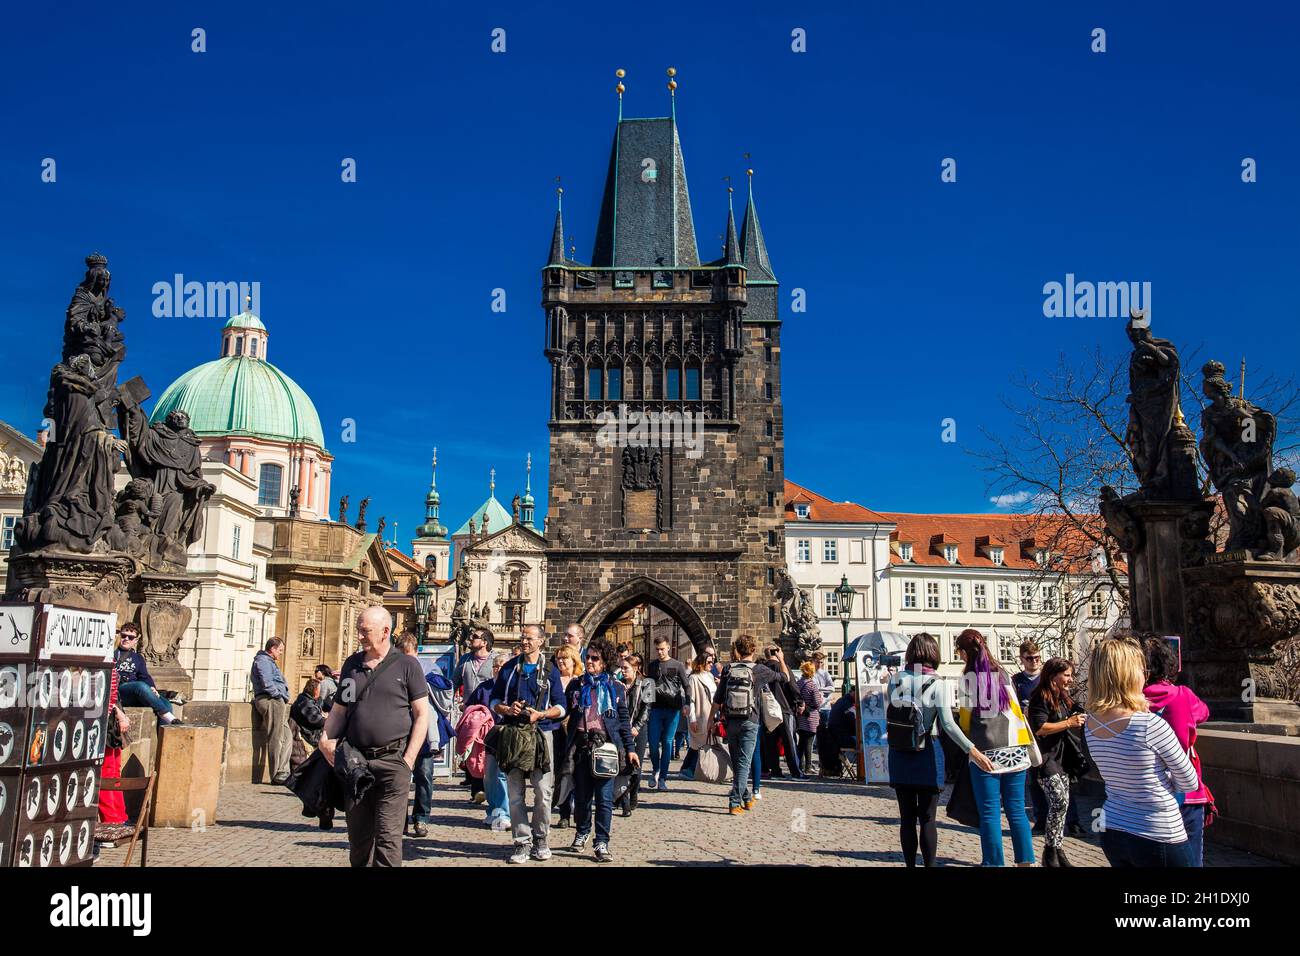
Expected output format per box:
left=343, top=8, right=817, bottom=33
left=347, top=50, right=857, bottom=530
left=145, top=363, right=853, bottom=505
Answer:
left=743, top=798, right=756, bottom=810
left=729, top=805, right=746, bottom=815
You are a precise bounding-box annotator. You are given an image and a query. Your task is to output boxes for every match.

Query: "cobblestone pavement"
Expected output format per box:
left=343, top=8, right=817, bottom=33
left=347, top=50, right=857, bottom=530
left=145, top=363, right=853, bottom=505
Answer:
left=97, top=762, right=1274, bottom=867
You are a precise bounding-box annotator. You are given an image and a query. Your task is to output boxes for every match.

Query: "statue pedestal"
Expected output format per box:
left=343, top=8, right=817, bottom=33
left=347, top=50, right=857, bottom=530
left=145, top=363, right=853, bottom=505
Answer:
left=1183, top=559, right=1300, bottom=726
left=1125, top=499, right=1214, bottom=634
left=150, top=724, right=223, bottom=828
left=4, top=548, right=134, bottom=620
left=131, top=572, right=199, bottom=700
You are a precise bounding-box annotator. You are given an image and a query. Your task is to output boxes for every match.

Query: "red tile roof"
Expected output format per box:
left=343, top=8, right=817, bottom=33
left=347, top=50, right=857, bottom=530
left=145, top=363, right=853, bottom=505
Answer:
left=784, top=480, right=891, bottom=524
left=877, top=511, right=1110, bottom=573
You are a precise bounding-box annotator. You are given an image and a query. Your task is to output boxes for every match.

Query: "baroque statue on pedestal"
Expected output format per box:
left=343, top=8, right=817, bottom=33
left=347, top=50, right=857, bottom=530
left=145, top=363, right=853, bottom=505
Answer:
left=1124, top=312, right=1200, bottom=502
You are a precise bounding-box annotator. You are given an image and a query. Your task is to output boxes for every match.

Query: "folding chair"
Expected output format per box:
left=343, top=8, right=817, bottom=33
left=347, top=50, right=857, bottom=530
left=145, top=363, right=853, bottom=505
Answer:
left=98, top=764, right=158, bottom=866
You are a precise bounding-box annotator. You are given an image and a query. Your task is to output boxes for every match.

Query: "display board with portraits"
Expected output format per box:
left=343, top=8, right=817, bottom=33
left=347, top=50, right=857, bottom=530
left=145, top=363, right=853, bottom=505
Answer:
left=0, top=602, right=116, bottom=868
left=857, top=683, right=890, bottom=784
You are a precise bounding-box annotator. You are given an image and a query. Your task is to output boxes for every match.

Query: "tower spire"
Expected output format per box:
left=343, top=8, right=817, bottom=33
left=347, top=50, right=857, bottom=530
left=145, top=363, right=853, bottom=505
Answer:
left=521, top=452, right=536, bottom=529
left=417, top=446, right=447, bottom=540
left=723, top=182, right=741, bottom=264
left=548, top=181, right=565, bottom=265
left=667, top=67, right=677, bottom=121
left=616, top=68, right=625, bottom=122
left=740, top=165, right=775, bottom=281
left=489, top=467, right=496, bottom=498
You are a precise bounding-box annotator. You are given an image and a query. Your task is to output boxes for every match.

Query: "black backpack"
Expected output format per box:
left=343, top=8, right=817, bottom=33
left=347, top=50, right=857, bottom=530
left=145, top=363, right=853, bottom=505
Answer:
left=886, top=676, right=937, bottom=752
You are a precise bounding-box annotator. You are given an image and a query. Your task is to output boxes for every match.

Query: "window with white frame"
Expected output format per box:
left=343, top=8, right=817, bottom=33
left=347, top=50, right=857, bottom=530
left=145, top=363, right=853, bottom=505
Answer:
left=226, top=598, right=236, bottom=635
left=794, top=503, right=810, bottom=519
left=997, top=632, right=1020, bottom=664
left=943, top=544, right=958, bottom=564
left=973, top=583, right=988, bottom=611
left=796, top=539, right=811, bottom=562
left=1090, top=590, right=1107, bottom=618
left=1019, top=584, right=1035, bottom=611
left=949, top=582, right=964, bottom=610
left=996, top=584, right=1011, bottom=611
left=990, top=547, right=1004, bottom=566
left=221, top=672, right=230, bottom=701
left=247, top=617, right=256, bottom=648
left=925, top=581, right=941, bottom=609
left=825, top=650, right=842, bottom=681
left=903, top=581, right=918, bottom=609
left=1, top=514, right=17, bottom=550
left=232, top=524, right=242, bottom=560
left=1041, top=585, right=1058, bottom=612
left=823, top=539, right=838, bottom=563
left=899, top=543, right=913, bottom=562
left=823, top=590, right=839, bottom=618
left=849, top=539, right=865, bottom=563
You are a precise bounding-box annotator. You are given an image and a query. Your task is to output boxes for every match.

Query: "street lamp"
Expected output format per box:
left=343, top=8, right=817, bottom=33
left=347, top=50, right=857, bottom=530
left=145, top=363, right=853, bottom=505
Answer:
left=413, top=571, right=432, bottom=651
left=835, top=574, right=857, bottom=693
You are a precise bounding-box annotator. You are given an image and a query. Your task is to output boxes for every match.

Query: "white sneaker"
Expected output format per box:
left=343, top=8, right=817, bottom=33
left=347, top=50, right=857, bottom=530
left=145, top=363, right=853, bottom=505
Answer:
left=531, top=842, right=552, bottom=862
left=508, top=843, right=530, bottom=864
left=490, top=817, right=511, bottom=832
left=754, top=791, right=763, bottom=800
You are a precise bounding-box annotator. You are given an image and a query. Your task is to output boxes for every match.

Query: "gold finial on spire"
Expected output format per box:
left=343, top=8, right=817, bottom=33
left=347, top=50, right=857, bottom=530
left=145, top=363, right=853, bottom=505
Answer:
left=615, top=68, right=625, bottom=120
left=490, top=467, right=496, bottom=496
left=245, top=293, right=252, bottom=309
left=667, top=66, right=677, bottom=92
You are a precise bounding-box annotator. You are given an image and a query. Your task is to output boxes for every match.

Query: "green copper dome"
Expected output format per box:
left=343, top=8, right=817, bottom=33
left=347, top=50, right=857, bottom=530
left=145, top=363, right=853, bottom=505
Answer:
left=223, top=309, right=267, bottom=331
left=150, top=356, right=326, bottom=448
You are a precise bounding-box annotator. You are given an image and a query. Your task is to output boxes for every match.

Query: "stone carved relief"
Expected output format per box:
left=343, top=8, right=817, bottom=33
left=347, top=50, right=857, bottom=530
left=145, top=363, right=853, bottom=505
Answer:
left=138, top=599, right=192, bottom=668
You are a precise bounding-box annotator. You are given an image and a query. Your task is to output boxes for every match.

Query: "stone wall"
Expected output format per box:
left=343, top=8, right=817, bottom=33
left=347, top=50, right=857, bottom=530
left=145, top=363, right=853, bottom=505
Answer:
left=1198, top=728, right=1300, bottom=865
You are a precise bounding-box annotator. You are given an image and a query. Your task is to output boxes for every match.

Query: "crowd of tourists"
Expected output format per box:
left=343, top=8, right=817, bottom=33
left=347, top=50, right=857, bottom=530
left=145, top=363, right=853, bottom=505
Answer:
left=93, top=611, right=1215, bottom=869
left=883, top=629, right=1212, bottom=868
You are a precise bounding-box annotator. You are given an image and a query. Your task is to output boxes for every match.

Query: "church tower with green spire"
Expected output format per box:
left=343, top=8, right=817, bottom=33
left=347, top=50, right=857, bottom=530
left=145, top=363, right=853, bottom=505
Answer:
left=411, top=448, right=451, bottom=579
left=541, top=70, right=784, bottom=654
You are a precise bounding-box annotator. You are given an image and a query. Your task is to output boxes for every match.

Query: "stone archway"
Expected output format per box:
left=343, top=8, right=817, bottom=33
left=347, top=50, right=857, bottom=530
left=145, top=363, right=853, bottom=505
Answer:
left=578, top=575, right=711, bottom=653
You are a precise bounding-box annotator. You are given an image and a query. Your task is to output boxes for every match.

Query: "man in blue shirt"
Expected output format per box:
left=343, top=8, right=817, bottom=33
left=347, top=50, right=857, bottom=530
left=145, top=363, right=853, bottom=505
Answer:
left=250, top=637, right=292, bottom=784
left=490, top=624, right=566, bottom=864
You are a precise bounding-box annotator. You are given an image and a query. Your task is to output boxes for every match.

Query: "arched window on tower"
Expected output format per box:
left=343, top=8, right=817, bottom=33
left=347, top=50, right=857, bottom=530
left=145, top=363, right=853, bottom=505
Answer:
left=607, top=362, right=622, bottom=401
left=249, top=337, right=258, bottom=358
left=587, top=366, right=602, bottom=400
left=223, top=336, right=232, bottom=357
left=258, top=463, right=283, bottom=507
left=685, top=362, right=701, bottom=401
left=234, top=336, right=244, bottom=356
left=665, top=365, right=681, bottom=401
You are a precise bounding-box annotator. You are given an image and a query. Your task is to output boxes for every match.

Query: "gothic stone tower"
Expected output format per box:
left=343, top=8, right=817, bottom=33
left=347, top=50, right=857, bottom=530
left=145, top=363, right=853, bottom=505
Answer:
left=542, top=106, right=784, bottom=655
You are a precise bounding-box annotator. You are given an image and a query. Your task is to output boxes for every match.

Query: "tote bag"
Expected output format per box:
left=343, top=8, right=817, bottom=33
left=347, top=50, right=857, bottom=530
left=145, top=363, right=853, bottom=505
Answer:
left=695, top=734, right=732, bottom=784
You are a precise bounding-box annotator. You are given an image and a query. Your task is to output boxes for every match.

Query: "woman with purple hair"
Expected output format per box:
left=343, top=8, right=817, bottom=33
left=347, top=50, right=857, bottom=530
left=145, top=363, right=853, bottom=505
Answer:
left=955, top=629, right=1036, bottom=866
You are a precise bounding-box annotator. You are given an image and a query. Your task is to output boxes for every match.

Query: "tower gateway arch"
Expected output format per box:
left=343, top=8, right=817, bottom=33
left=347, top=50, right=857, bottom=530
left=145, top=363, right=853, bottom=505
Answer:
left=541, top=93, right=785, bottom=656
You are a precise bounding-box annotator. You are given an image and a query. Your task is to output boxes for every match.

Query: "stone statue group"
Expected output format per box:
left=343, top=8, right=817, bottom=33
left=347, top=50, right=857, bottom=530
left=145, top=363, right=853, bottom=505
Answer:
left=1106, top=310, right=1298, bottom=562
left=15, top=254, right=214, bottom=570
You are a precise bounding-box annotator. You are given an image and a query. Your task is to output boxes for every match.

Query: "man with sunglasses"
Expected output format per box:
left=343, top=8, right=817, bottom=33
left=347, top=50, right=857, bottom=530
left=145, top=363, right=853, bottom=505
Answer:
left=1013, top=641, right=1049, bottom=834
left=115, top=624, right=181, bottom=726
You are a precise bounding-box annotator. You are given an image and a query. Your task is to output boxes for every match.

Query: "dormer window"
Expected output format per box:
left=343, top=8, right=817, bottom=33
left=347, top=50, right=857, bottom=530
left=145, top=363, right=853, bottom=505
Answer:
left=794, top=503, right=810, bottom=520
left=1035, top=548, right=1049, bottom=566
left=899, top=543, right=913, bottom=562
left=943, top=544, right=958, bottom=564
left=990, top=547, right=1004, bottom=566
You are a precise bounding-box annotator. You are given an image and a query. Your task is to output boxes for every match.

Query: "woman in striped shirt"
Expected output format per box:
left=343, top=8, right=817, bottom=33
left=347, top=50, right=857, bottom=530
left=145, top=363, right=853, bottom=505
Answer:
left=1085, top=637, right=1198, bottom=867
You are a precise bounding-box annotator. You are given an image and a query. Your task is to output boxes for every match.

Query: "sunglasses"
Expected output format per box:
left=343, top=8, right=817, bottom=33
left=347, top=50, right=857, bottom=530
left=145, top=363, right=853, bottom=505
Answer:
left=588, top=656, right=603, bottom=663
left=1022, top=655, right=1041, bottom=663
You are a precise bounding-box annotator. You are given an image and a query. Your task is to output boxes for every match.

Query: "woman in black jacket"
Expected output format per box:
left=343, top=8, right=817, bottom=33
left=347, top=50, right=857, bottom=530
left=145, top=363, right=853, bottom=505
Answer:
left=758, top=647, right=805, bottom=779
left=562, top=637, right=638, bottom=863
left=1027, top=658, right=1087, bottom=867
left=617, top=653, right=654, bottom=817
left=290, top=678, right=326, bottom=748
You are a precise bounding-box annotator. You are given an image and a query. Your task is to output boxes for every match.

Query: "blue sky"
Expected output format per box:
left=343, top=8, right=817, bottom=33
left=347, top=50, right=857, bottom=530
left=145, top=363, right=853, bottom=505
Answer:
left=1, top=1, right=1296, bottom=543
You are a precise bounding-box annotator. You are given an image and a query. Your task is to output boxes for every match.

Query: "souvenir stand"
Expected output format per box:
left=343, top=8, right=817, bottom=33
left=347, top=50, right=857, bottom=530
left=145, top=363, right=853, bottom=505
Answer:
left=1, top=602, right=116, bottom=868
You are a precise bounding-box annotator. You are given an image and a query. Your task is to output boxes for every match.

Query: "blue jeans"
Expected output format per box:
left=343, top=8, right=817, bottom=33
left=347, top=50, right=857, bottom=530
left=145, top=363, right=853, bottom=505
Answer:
left=119, top=680, right=173, bottom=716
left=483, top=754, right=509, bottom=823
left=726, top=718, right=759, bottom=809
left=969, top=765, right=1035, bottom=866
left=647, top=708, right=681, bottom=784
left=1181, top=804, right=1206, bottom=867
left=1102, top=828, right=1195, bottom=867
left=411, top=751, right=436, bottom=823
left=572, top=753, right=616, bottom=845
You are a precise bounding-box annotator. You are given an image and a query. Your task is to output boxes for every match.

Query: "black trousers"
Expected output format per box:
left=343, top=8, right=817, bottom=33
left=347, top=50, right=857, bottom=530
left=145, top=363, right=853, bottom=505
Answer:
left=761, top=715, right=802, bottom=777
left=344, top=753, right=412, bottom=867
left=894, top=785, right=940, bottom=867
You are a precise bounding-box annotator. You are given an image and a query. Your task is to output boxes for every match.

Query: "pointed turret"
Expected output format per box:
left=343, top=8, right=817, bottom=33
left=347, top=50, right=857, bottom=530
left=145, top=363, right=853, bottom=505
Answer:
left=520, top=453, right=536, bottom=529
left=740, top=169, right=775, bottom=281
left=547, top=188, right=566, bottom=265
left=416, top=448, right=448, bottom=539
left=723, top=188, right=742, bottom=265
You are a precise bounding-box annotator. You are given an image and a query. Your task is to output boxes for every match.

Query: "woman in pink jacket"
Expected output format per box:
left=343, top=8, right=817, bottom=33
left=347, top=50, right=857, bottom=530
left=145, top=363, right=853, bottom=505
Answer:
left=1141, top=636, right=1214, bottom=866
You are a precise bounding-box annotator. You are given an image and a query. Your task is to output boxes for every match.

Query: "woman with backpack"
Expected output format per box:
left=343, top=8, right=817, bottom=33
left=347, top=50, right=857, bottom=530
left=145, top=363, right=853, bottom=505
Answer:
left=1141, top=635, right=1213, bottom=866
left=886, top=633, right=988, bottom=866
left=794, top=661, right=823, bottom=772
left=954, top=629, right=1034, bottom=867
left=1085, top=637, right=1198, bottom=867
left=1026, top=658, right=1087, bottom=867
